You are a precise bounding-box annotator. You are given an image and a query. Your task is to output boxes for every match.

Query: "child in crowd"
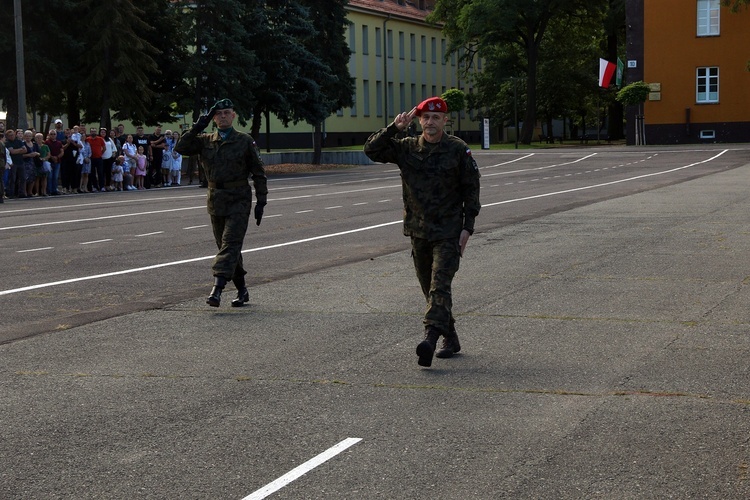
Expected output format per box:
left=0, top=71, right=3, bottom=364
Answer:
left=162, top=130, right=174, bottom=186
left=79, top=139, right=92, bottom=193
left=135, top=145, right=147, bottom=189
left=70, top=126, right=84, bottom=167
left=169, top=131, right=182, bottom=186
left=111, top=155, right=124, bottom=191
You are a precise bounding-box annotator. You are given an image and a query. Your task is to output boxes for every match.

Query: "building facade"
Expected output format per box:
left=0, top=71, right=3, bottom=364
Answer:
left=258, top=0, right=483, bottom=149
left=626, top=0, right=750, bottom=144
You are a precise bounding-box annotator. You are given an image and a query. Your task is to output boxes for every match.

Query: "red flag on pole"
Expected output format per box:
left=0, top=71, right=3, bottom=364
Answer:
left=599, top=58, right=616, bottom=88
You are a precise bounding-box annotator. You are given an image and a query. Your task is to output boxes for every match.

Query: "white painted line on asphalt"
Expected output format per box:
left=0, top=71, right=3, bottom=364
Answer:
left=16, top=247, right=54, bottom=253
left=242, top=437, right=362, bottom=500
left=0, top=221, right=401, bottom=296
left=325, top=206, right=343, bottom=209
left=482, top=152, right=598, bottom=177
left=0, top=149, right=730, bottom=297
left=80, top=239, right=113, bottom=245
left=353, top=202, right=368, bottom=206
left=0, top=206, right=203, bottom=231
left=184, top=225, right=208, bottom=230
left=483, top=150, right=728, bottom=208
left=135, top=232, right=164, bottom=237
left=295, top=210, right=314, bottom=214
left=265, top=214, right=282, bottom=218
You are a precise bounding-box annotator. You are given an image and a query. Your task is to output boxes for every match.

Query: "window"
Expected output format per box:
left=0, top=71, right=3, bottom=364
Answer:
left=348, top=23, right=355, bottom=53
left=398, top=32, right=405, bottom=60
left=421, top=36, right=426, bottom=63
left=697, top=0, right=720, bottom=36
left=363, top=80, right=370, bottom=117
left=696, top=67, right=719, bottom=103
left=362, top=25, right=369, bottom=55
left=375, top=27, right=381, bottom=56
left=410, top=34, right=416, bottom=61
left=387, top=30, right=393, bottom=59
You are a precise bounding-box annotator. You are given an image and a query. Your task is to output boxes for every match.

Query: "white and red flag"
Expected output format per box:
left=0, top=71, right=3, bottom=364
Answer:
left=599, top=58, right=616, bottom=88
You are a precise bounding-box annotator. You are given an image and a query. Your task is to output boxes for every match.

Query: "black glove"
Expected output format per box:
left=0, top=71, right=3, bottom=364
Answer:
left=190, top=100, right=221, bottom=133
left=254, top=201, right=266, bottom=226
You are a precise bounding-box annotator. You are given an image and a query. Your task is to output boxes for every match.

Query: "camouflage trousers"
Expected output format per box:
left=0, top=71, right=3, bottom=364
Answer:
left=210, top=213, right=249, bottom=281
left=411, top=236, right=461, bottom=334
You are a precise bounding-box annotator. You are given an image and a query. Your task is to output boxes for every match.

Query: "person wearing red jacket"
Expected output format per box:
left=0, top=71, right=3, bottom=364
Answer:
left=85, top=127, right=106, bottom=191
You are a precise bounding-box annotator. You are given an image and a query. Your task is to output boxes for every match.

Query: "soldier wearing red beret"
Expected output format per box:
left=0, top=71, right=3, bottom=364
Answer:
left=364, top=97, right=481, bottom=367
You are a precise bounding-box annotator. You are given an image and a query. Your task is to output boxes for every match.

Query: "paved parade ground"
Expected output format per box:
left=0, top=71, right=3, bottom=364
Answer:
left=3, top=146, right=750, bottom=498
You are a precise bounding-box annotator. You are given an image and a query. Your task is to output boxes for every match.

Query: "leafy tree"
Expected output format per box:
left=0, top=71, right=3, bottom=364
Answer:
left=77, top=0, right=160, bottom=129
left=294, top=0, right=354, bottom=162
left=0, top=0, right=79, bottom=129
left=722, top=0, right=750, bottom=11
left=430, top=0, right=595, bottom=144
left=248, top=0, right=318, bottom=141
left=177, top=0, right=263, bottom=126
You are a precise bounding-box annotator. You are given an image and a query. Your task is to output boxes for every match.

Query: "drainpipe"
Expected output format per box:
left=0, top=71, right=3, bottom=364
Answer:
left=383, top=14, right=391, bottom=128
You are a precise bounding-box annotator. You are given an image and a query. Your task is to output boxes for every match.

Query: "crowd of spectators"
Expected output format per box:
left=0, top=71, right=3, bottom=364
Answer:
left=1, top=121, right=203, bottom=202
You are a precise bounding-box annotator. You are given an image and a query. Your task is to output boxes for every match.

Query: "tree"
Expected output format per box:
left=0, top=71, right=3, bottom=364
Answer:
left=616, top=80, right=650, bottom=145
left=178, top=0, right=263, bottom=127
left=78, top=0, right=160, bottom=129
left=430, top=0, right=595, bottom=144
left=295, top=0, right=355, bottom=162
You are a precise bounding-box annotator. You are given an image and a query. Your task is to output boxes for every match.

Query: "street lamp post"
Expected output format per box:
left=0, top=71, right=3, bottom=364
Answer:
left=13, top=0, right=28, bottom=130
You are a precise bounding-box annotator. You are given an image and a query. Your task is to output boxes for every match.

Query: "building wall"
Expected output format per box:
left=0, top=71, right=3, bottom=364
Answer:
left=641, top=0, right=750, bottom=144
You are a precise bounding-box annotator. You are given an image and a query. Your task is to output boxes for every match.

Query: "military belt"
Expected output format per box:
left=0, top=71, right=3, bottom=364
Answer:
left=207, top=180, right=248, bottom=189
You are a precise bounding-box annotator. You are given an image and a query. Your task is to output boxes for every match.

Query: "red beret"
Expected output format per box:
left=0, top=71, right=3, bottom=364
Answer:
left=415, top=97, right=448, bottom=116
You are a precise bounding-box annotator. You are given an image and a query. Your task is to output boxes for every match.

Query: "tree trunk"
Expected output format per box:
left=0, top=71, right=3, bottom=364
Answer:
left=312, top=122, right=322, bottom=165
left=520, top=35, right=539, bottom=145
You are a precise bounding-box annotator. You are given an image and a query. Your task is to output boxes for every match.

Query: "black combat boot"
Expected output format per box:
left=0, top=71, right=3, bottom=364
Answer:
left=231, top=277, right=250, bottom=307
left=416, top=327, right=441, bottom=367
left=435, top=330, right=461, bottom=358
left=206, top=276, right=226, bottom=307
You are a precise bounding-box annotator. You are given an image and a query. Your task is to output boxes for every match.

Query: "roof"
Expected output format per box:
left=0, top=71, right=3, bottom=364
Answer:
left=347, top=0, right=435, bottom=22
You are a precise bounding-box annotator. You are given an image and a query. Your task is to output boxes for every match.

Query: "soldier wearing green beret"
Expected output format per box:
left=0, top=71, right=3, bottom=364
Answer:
left=175, top=99, right=268, bottom=307
left=364, top=97, right=481, bottom=367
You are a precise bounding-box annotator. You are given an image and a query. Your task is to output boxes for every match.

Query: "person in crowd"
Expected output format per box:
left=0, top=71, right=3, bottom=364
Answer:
left=34, top=132, right=51, bottom=197
left=364, top=97, right=481, bottom=367
left=169, top=131, right=182, bottom=186
left=60, top=128, right=80, bottom=194
left=45, top=129, right=64, bottom=196
left=0, top=140, right=9, bottom=203
left=111, top=155, right=124, bottom=191
left=186, top=154, right=200, bottom=185
left=4, top=129, right=26, bottom=198
left=149, top=125, right=166, bottom=188
left=101, top=128, right=116, bottom=191
left=122, top=133, right=137, bottom=188
left=22, top=130, right=40, bottom=197
left=109, top=129, right=121, bottom=157
left=134, top=145, right=147, bottom=189
left=54, top=119, right=66, bottom=141
left=133, top=126, right=150, bottom=187
left=79, top=136, right=92, bottom=193
left=86, top=127, right=105, bottom=192
left=161, top=129, right=175, bottom=186
left=175, top=98, right=267, bottom=308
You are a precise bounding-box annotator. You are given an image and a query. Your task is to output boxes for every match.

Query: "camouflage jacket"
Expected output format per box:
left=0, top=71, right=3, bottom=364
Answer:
left=175, top=128, right=267, bottom=217
left=364, top=124, right=481, bottom=241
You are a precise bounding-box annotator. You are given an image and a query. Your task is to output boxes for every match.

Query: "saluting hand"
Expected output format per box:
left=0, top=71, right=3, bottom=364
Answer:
left=393, top=107, right=417, bottom=131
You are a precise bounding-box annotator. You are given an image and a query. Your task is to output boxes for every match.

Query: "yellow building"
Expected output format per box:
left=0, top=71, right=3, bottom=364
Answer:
left=627, top=0, right=750, bottom=144
left=259, top=0, right=484, bottom=149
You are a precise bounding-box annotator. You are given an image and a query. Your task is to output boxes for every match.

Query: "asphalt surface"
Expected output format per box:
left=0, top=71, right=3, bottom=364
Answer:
left=3, top=148, right=750, bottom=498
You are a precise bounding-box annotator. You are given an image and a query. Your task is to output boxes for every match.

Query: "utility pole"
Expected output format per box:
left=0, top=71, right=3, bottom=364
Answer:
left=13, top=0, right=28, bottom=130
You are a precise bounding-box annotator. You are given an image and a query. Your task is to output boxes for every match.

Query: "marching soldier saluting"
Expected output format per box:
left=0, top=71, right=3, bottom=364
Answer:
left=364, top=97, right=481, bottom=367
left=175, top=98, right=268, bottom=307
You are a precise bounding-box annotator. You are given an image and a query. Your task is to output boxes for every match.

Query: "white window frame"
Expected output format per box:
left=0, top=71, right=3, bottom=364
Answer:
left=696, top=66, right=719, bottom=103
left=697, top=0, right=720, bottom=36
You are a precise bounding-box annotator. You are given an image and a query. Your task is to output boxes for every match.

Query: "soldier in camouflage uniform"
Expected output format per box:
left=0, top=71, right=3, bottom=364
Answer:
left=364, top=97, right=481, bottom=367
left=175, top=99, right=268, bottom=307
